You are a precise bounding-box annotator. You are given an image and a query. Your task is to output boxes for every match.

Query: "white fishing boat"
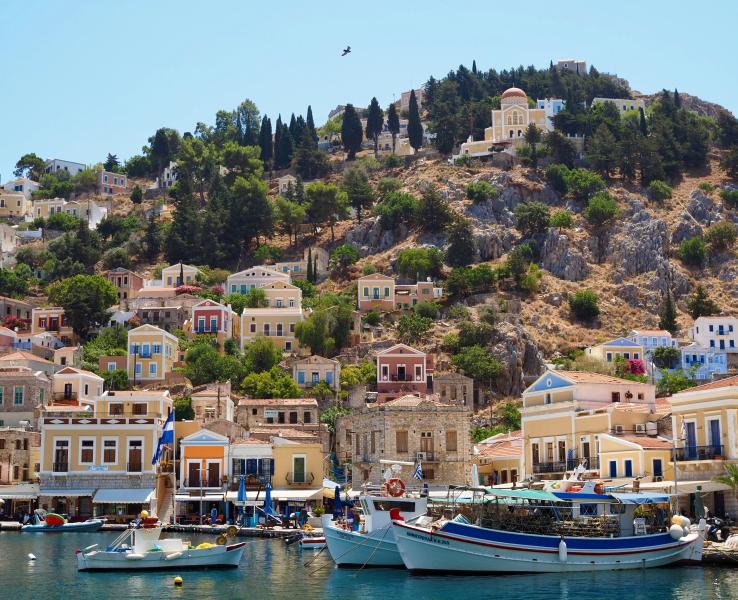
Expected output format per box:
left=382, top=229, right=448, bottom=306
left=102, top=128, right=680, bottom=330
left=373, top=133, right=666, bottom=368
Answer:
left=76, top=521, right=246, bottom=571
left=322, top=468, right=428, bottom=567
left=391, top=486, right=705, bottom=573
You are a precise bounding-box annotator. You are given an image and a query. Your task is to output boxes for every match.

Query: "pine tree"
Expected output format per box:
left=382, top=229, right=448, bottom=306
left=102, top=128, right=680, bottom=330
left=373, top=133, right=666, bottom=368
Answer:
left=306, top=247, right=314, bottom=282
left=276, top=124, right=294, bottom=170
left=343, top=166, right=375, bottom=222
left=165, top=175, right=200, bottom=263
left=472, top=60, right=477, bottom=75
left=340, top=104, right=363, bottom=161
left=659, top=289, right=678, bottom=334
left=104, top=153, right=119, bottom=172
left=258, top=115, right=273, bottom=166
left=365, top=97, right=384, bottom=158
left=273, top=115, right=283, bottom=170
left=144, top=215, right=160, bottom=262
left=387, top=103, right=400, bottom=154
left=199, top=174, right=229, bottom=267
left=586, top=123, right=619, bottom=177
left=306, top=105, right=318, bottom=143
left=687, top=285, right=721, bottom=319
left=639, top=107, right=648, bottom=136
left=407, top=90, right=423, bottom=151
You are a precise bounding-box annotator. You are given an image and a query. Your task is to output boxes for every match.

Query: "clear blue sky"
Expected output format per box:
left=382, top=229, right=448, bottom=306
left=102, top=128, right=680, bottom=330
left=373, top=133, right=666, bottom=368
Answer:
left=2, top=0, right=736, bottom=180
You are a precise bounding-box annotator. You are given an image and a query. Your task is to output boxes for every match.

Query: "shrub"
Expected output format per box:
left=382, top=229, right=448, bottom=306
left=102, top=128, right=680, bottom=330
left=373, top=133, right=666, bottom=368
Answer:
left=377, top=177, right=402, bottom=195
left=448, top=304, right=469, bottom=320
left=519, top=263, right=542, bottom=294
left=466, top=180, right=499, bottom=203
left=584, top=191, right=619, bottom=228
left=130, top=185, right=143, bottom=204
left=704, top=221, right=737, bottom=252
left=454, top=154, right=475, bottom=167
left=441, top=332, right=460, bottom=352
left=687, top=284, right=720, bottom=319
left=383, top=154, right=402, bottom=169
left=396, top=313, right=433, bottom=343
left=363, top=310, right=380, bottom=326
left=698, top=182, right=715, bottom=194
left=648, top=180, right=673, bottom=202
left=565, top=168, right=605, bottom=202
left=330, top=244, right=360, bottom=271
left=720, top=188, right=738, bottom=208
left=678, top=236, right=707, bottom=266
left=549, top=209, right=574, bottom=229
left=414, top=301, right=439, bottom=319
left=569, top=289, right=599, bottom=320
left=396, top=247, right=444, bottom=279
left=545, top=164, right=570, bottom=196
left=362, top=263, right=377, bottom=275
left=47, top=211, right=82, bottom=231
left=515, top=202, right=551, bottom=238
left=374, top=191, right=419, bottom=229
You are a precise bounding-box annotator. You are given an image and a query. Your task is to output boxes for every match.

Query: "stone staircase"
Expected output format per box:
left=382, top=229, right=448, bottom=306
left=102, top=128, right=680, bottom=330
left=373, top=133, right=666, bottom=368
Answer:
left=156, top=477, right=175, bottom=524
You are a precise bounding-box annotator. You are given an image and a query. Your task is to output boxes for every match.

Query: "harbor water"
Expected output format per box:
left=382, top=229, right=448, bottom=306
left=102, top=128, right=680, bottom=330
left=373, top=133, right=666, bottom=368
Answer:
left=1, top=531, right=736, bottom=600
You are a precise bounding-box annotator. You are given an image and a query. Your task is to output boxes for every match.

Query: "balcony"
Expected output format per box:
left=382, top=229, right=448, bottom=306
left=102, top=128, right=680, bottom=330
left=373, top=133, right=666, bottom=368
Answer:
left=532, top=456, right=600, bottom=474
left=285, top=471, right=315, bottom=485
left=229, top=474, right=271, bottom=491
left=674, top=445, right=723, bottom=462
left=417, top=452, right=438, bottom=462
left=381, top=374, right=423, bottom=383
left=53, top=391, right=79, bottom=402
left=183, top=477, right=223, bottom=489
left=53, top=462, right=69, bottom=473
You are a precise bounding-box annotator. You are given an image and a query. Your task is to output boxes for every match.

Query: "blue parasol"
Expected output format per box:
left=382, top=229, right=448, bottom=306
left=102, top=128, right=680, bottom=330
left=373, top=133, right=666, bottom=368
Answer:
left=237, top=475, right=245, bottom=525
left=333, top=485, right=343, bottom=519
left=263, top=482, right=276, bottom=515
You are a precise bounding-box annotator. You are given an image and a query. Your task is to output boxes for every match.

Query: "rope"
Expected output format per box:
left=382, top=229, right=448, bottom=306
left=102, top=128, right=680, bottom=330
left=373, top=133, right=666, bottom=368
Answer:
left=353, top=523, right=393, bottom=575
left=306, top=523, right=392, bottom=575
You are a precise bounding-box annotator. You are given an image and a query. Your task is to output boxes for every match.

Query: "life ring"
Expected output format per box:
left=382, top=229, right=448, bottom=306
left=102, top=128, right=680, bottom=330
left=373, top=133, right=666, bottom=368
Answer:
left=570, top=486, right=582, bottom=492
left=384, top=478, right=406, bottom=498
left=594, top=481, right=605, bottom=495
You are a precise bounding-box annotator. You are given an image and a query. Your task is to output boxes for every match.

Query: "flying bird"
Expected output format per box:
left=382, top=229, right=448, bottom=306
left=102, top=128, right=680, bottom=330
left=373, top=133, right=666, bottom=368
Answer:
left=341, top=46, right=351, bottom=56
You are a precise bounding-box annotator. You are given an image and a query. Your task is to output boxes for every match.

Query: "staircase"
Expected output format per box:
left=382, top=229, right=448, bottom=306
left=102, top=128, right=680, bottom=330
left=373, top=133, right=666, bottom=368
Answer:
left=156, top=477, right=175, bottom=524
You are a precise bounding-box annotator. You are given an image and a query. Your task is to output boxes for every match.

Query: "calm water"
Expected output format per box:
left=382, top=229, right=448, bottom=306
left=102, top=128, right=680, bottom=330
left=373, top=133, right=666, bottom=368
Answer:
left=0, top=530, right=736, bottom=600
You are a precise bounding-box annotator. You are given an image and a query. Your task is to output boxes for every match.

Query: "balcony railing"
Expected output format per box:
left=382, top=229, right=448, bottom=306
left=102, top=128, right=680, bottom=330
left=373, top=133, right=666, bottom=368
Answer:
left=532, top=456, right=600, bottom=474
left=183, top=478, right=223, bottom=489
left=285, top=471, right=315, bottom=485
left=229, top=474, right=271, bottom=490
left=53, top=392, right=79, bottom=402
left=417, top=452, right=438, bottom=462
left=381, top=374, right=423, bottom=383
left=674, top=445, right=723, bottom=461
left=53, top=462, right=69, bottom=473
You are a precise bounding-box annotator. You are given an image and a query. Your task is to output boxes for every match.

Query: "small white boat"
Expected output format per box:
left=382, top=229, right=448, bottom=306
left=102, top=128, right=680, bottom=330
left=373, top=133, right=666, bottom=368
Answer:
left=299, top=534, right=326, bottom=550
left=77, top=521, right=246, bottom=571
left=322, top=491, right=428, bottom=567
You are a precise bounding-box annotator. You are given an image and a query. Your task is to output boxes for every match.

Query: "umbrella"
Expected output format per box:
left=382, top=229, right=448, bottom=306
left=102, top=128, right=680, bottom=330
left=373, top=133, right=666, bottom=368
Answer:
left=333, top=485, right=343, bottom=519
left=263, top=482, right=275, bottom=516
left=237, top=475, right=245, bottom=525
left=694, top=485, right=705, bottom=520
left=471, top=463, right=480, bottom=487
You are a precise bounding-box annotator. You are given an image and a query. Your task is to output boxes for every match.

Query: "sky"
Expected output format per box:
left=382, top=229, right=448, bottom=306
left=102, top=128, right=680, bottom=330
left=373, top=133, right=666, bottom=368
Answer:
left=2, top=0, right=737, bottom=180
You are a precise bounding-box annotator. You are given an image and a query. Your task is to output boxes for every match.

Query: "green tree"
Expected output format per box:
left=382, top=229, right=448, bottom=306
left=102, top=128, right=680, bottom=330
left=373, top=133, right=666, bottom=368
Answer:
left=342, top=166, right=375, bottom=222
left=275, top=196, right=306, bottom=246
left=241, top=367, right=301, bottom=399
left=721, top=148, right=738, bottom=180
left=396, top=313, right=433, bottom=343
left=415, top=301, right=439, bottom=319
left=276, top=123, right=294, bottom=169
left=451, top=345, right=502, bottom=386
left=365, top=97, right=384, bottom=158
left=704, top=221, right=737, bottom=253
left=566, top=169, right=606, bottom=202
left=48, top=274, right=117, bottom=339
left=721, top=189, right=738, bottom=208
left=515, top=201, right=550, bottom=238
left=569, top=289, right=600, bottom=320
left=374, top=191, right=419, bottom=229
left=585, top=123, right=619, bottom=177
left=103, top=369, right=130, bottom=391
left=258, top=115, right=273, bottom=166
left=659, top=289, right=679, bottom=334
left=686, top=285, right=720, bottom=319
left=144, top=216, right=161, bottom=262
left=396, top=247, right=444, bottom=279
left=653, top=346, right=680, bottom=369
left=543, top=131, right=576, bottom=168
left=306, top=105, right=318, bottom=143
left=549, top=209, right=574, bottom=230
left=243, top=336, right=282, bottom=372
left=243, top=287, right=270, bottom=308
left=466, top=180, right=499, bottom=203
left=545, top=163, right=570, bottom=196
left=713, top=464, right=738, bottom=503
left=173, top=396, right=195, bottom=420
left=165, top=175, right=200, bottom=263
left=73, top=169, right=98, bottom=195
left=14, top=153, right=45, bottom=179
left=0, top=269, right=29, bottom=298
left=407, top=90, right=424, bottom=151
left=150, top=127, right=173, bottom=177
left=330, top=244, right=360, bottom=273
left=130, top=185, right=143, bottom=204
left=656, top=369, right=695, bottom=395
left=417, top=186, right=451, bottom=233
left=104, top=153, right=120, bottom=172
left=648, top=180, right=673, bottom=202
left=523, top=123, right=543, bottom=169
left=584, top=191, right=619, bottom=260
left=319, top=406, right=349, bottom=436
left=678, top=236, right=707, bottom=267
left=387, top=102, right=401, bottom=154
left=445, top=217, right=476, bottom=267
left=341, top=104, right=363, bottom=160
left=293, top=128, right=330, bottom=180
left=305, top=182, right=348, bottom=241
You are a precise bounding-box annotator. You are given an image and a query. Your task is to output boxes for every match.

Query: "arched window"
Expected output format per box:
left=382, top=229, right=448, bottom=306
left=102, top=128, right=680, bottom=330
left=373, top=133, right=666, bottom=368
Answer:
left=506, top=115, right=512, bottom=125
left=518, top=130, right=522, bottom=137
left=509, top=130, right=514, bottom=138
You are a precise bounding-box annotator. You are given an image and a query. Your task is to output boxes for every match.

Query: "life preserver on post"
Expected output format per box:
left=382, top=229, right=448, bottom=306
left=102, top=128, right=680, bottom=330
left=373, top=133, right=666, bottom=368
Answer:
left=384, top=478, right=406, bottom=498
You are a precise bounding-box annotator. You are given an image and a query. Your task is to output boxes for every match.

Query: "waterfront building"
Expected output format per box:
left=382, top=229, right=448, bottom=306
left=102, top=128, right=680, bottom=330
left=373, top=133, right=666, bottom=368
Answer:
left=474, top=430, right=522, bottom=486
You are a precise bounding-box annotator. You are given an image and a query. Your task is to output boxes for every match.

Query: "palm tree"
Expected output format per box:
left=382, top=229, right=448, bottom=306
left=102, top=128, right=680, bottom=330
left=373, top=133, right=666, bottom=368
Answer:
left=713, top=464, right=738, bottom=500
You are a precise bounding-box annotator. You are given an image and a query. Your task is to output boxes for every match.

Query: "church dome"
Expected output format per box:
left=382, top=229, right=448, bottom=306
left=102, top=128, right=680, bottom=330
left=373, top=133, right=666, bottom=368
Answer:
left=501, top=87, right=527, bottom=100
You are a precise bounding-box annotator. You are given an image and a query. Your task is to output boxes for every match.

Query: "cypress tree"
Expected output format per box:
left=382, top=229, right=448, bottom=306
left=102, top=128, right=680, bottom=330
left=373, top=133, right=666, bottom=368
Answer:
left=200, top=173, right=229, bottom=267
left=638, top=107, right=648, bottom=136
left=340, top=104, right=363, bottom=160
left=288, top=113, right=298, bottom=140
left=659, top=289, right=678, bottom=334
left=306, top=247, right=313, bottom=282
left=273, top=115, right=283, bottom=169
left=259, top=115, right=273, bottom=166
left=472, top=59, right=477, bottom=75
left=365, top=97, right=384, bottom=158
left=306, top=105, right=318, bottom=143
left=294, top=115, right=307, bottom=148
left=235, top=113, right=243, bottom=145
left=407, top=90, right=423, bottom=151
left=387, top=103, right=400, bottom=154
left=277, top=124, right=294, bottom=169
left=673, top=88, right=682, bottom=108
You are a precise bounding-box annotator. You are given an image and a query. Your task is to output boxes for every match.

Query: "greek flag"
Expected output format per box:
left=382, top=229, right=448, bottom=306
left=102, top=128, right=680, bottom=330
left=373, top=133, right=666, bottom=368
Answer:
left=152, top=410, right=175, bottom=465
left=413, top=462, right=423, bottom=480
left=680, top=417, right=687, bottom=442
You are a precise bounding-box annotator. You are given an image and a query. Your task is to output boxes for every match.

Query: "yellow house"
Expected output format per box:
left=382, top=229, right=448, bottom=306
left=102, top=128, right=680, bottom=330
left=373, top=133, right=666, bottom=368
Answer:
left=271, top=436, right=323, bottom=490
left=32, top=197, right=67, bottom=219
left=127, top=324, right=179, bottom=383
left=240, top=307, right=303, bottom=352
left=598, top=433, right=674, bottom=481
left=668, top=375, right=738, bottom=516
left=259, top=280, right=303, bottom=309
left=38, top=390, right=171, bottom=520
left=474, top=430, right=522, bottom=486
left=521, top=370, right=666, bottom=480
left=161, top=263, right=201, bottom=287
left=0, top=192, right=32, bottom=218
left=52, top=366, right=104, bottom=406
left=585, top=337, right=644, bottom=363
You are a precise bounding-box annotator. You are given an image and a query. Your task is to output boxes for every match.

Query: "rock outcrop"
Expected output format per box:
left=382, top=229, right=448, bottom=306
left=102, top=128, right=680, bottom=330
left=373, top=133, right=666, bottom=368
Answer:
left=608, top=216, right=669, bottom=277
left=345, top=217, right=409, bottom=255
left=687, top=190, right=721, bottom=226
left=489, top=321, right=545, bottom=398
left=541, top=229, right=590, bottom=281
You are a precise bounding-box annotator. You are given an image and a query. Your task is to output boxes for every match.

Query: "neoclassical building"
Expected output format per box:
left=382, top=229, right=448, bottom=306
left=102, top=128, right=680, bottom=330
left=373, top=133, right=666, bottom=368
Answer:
left=457, top=87, right=552, bottom=158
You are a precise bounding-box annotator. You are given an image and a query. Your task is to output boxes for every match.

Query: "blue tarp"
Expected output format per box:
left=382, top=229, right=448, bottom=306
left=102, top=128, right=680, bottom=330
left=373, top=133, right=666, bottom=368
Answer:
left=611, top=492, right=671, bottom=504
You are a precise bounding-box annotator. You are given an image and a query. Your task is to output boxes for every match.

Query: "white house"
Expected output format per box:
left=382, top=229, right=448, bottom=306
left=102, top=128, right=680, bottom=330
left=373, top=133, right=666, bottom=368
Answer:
left=680, top=342, right=729, bottom=380
left=690, top=316, right=738, bottom=354
left=226, top=266, right=290, bottom=295
left=627, top=329, right=677, bottom=359
left=44, top=159, right=86, bottom=177
left=591, top=97, right=646, bottom=114
left=2, top=177, right=39, bottom=200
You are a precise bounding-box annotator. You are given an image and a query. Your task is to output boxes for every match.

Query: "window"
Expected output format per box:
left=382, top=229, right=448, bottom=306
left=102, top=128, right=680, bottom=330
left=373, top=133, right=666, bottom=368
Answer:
left=611, top=392, right=621, bottom=403
left=445, top=430, right=458, bottom=452
left=363, top=286, right=369, bottom=298
left=545, top=393, right=552, bottom=405
left=13, top=386, right=23, bottom=405
left=107, top=362, right=117, bottom=372
left=623, top=352, right=630, bottom=360
left=606, top=352, right=613, bottom=362
left=396, top=431, right=408, bottom=453
left=278, top=412, right=285, bottom=424
left=304, top=411, right=311, bottom=423
left=103, top=440, right=117, bottom=464
left=292, top=455, right=306, bottom=483
left=133, top=403, right=147, bottom=415
left=0, top=387, right=3, bottom=405
left=289, top=411, right=298, bottom=424
left=80, top=439, right=95, bottom=464
left=149, top=363, right=157, bottom=376
left=250, top=323, right=256, bottom=333
left=109, top=403, right=123, bottom=415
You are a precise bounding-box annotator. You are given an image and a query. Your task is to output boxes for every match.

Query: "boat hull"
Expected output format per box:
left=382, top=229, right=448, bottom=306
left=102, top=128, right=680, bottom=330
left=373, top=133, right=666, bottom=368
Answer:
left=392, top=520, right=704, bottom=574
left=299, top=536, right=326, bottom=550
left=323, top=521, right=401, bottom=567
left=22, top=519, right=105, bottom=533
left=77, top=542, right=247, bottom=571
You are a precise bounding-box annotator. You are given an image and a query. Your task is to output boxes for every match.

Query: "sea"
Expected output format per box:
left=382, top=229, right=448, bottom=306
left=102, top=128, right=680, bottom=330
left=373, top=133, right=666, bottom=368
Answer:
left=0, top=531, right=736, bottom=600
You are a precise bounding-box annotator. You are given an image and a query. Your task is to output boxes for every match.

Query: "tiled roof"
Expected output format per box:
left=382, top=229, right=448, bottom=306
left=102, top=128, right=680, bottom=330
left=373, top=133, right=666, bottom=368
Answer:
left=0, top=351, right=52, bottom=363
left=231, top=438, right=271, bottom=445
left=476, top=438, right=522, bottom=459
left=478, top=430, right=521, bottom=444
left=677, top=374, right=738, bottom=393
left=238, top=398, right=317, bottom=407
left=563, top=371, right=649, bottom=386
left=617, top=435, right=673, bottom=449
left=601, top=337, right=641, bottom=347
left=631, top=329, right=671, bottom=336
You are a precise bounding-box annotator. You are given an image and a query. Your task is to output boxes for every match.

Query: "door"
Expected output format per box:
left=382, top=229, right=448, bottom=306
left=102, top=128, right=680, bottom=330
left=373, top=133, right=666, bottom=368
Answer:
left=532, top=444, right=539, bottom=466
left=420, top=432, right=433, bottom=455
left=54, top=441, right=69, bottom=472
left=293, top=456, right=306, bottom=483
left=582, top=441, right=591, bottom=463
left=609, top=460, right=617, bottom=478
left=653, top=459, right=663, bottom=477
left=686, top=422, right=697, bottom=459
left=128, top=441, right=142, bottom=472
left=624, top=459, right=633, bottom=477
left=397, top=365, right=406, bottom=381
left=715, top=492, right=726, bottom=518
left=188, top=462, right=201, bottom=487
left=63, top=383, right=73, bottom=400
left=210, top=317, right=217, bottom=332
left=207, top=462, right=220, bottom=487
left=710, top=420, right=722, bottom=454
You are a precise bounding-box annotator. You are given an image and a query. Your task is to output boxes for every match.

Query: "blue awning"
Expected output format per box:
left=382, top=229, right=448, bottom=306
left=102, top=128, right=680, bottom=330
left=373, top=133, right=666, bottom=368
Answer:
left=611, top=492, right=671, bottom=504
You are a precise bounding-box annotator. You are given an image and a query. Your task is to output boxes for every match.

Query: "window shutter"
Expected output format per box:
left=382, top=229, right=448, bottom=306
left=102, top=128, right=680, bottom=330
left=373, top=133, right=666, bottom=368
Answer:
left=246, top=459, right=257, bottom=474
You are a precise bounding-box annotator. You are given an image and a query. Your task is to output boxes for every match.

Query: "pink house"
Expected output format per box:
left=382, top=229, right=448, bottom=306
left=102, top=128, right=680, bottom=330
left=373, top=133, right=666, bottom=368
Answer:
left=376, top=343, right=429, bottom=401
left=191, top=299, right=234, bottom=338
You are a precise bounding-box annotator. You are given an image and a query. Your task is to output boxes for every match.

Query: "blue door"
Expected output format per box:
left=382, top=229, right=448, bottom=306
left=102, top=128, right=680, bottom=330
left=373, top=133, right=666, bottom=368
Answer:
left=609, top=460, right=617, bottom=478
left=686, top=422, right=697, bottom=459
left=624, top=460, right=633, bottom=477
left=710, top=420, right=722, bottom=454
left=653, top=459, right=663, bottom=477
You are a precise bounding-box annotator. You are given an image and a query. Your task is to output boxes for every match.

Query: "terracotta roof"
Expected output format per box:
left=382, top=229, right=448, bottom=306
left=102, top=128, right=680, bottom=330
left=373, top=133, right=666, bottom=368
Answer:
left=478, top=430, right=522, bottom=444
left=617, top=435, right=673, bottom=449
left=501, top=87, right=527, bottom=99
left=238, top=398, right=317, bottom=407
left=231, top=438, right=271, bottom=445
left=249, top=427, right=320, bottom=440
left=563, top=371, right=649, bottom=386
left=672, top=374, right=738, bottom=393
left=0, top=351, right=52, bottom=364
left=631, top=329, right=672, bottom=336
left=476, top=438, right=522, bottom=459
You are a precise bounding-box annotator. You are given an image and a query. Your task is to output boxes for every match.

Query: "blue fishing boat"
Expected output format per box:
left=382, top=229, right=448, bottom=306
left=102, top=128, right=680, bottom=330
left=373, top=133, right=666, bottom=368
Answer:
left=21, top=509, right=104, bottom=533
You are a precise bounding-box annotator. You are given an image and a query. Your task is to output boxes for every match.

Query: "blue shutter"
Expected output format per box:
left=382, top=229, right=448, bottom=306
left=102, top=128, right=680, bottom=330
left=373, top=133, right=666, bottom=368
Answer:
left=246, top=459, right=257, bottom=474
